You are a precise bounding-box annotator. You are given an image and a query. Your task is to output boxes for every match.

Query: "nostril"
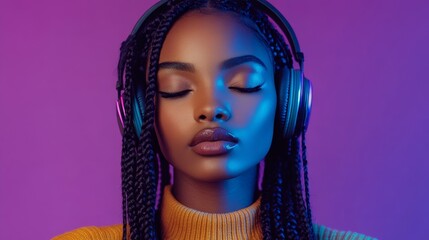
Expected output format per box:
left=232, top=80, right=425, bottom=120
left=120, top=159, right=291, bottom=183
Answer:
left=197, top=110, right=230, bottom=122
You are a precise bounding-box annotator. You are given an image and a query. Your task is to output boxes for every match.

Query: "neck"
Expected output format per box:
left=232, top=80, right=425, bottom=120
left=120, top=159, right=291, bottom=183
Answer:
left=172, top=166, right=259, bottom=213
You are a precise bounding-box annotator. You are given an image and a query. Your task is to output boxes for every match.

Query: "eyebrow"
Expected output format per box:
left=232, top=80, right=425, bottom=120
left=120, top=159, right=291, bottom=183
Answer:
left=220, top=55, right=267, bottom=70
left=158, top=55, right=266, bottom=73
left=158, top=62, right=195, bottom=72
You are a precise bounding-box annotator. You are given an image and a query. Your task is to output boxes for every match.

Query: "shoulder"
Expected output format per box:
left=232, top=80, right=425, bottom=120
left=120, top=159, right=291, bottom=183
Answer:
left=313, top=224, right=378, bottom=240
left=51, top=224, right=123, bottom=240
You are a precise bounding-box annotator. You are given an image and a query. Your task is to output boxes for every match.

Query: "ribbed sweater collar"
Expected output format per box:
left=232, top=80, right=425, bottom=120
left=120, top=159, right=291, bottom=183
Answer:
left=161, top=185, right=263, bottom=240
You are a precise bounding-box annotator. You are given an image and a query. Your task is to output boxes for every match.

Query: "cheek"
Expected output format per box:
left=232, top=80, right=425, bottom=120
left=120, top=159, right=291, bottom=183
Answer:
left=155, top=99, right=193, bottom=160
left=232, top=90, right=277, bottom=132
left=231, top=88, right=277, bottom=153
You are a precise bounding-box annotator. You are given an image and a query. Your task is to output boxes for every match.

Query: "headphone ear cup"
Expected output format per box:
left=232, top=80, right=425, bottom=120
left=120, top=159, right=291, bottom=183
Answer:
left=115, top=85, right=145, bottom=137
left=296, top=77, right=313, bottom=134
left=133, top=86, right=145, bottom=137
left=116, top=93, right=126, bottom=136
left=277, top=67, right=290, bottom=138
left=277, top=67, right=303, bottom=139
left=115, top=84, right=145, bottom=137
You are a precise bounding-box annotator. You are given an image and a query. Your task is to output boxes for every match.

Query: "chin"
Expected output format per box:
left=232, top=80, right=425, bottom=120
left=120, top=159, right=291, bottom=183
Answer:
left=186, top=157, right=260, bottom=183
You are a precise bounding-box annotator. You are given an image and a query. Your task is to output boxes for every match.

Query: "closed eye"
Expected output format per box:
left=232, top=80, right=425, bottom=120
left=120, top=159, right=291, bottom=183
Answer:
left=158, top=90, right=192, bottom=98
left=229, top=84, right=263, bottom=93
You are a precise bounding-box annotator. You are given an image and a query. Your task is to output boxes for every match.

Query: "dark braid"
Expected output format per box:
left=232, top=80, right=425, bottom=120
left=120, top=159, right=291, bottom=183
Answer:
left=283, top=138, right=300, bottom=240
left=120, top=39, right=139, bottom=240
left=118, top=0, right=313, bottom=239
left=291, top=137, right=310, bottom=238
left=119, top=11, right=158, bottom=240
left=273, top=158, right=287, bottom=239
left=302, top=130, right=314, bottom=239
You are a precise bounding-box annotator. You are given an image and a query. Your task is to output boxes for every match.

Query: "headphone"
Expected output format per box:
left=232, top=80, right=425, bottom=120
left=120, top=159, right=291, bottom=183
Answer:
left=116, top=0, right=312, bottom=139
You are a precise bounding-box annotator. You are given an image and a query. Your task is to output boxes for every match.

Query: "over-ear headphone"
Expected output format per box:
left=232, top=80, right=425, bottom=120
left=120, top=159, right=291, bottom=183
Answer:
left=116, top=0, right=312, bottom=139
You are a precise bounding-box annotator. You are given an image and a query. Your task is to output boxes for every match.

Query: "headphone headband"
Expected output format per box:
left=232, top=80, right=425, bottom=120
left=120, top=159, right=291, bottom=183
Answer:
left=128, top=0, right=304, bottom=65
left=131, top=0, right=169, bottom=35
left=254, top=0, right=304, bottom=65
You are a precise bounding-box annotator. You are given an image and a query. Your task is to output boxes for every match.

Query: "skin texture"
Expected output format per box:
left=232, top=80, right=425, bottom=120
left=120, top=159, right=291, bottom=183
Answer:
left=154, top=11, right=277, bottom=213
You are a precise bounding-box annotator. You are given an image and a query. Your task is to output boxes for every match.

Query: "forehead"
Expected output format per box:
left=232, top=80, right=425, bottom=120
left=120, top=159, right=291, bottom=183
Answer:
left=159, top=11, right=272, bottom=69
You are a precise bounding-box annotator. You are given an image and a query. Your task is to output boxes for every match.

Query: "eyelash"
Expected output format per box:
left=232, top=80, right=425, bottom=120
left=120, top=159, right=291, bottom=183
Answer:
left=158, top=85, right=263, bottom=99
left=229, top=85, right=263, bottom=93
left=158, top=90, right=192, bottom=99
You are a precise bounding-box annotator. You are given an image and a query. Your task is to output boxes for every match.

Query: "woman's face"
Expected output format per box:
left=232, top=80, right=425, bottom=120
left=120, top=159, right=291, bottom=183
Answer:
left=155, top=11, right=277, bottom=182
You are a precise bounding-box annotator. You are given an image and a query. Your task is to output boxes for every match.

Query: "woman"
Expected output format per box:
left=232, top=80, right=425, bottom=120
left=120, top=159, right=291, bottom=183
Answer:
left=54, top=0, right=376, bottom=239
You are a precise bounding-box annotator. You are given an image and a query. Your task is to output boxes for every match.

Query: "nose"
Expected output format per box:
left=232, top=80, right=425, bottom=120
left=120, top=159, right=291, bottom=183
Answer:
left=194, top=94, right=231, bottom=123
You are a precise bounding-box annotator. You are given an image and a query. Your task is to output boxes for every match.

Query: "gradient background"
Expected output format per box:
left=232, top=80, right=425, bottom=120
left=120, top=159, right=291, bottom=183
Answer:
left=1, top=0, right=428, bottom=239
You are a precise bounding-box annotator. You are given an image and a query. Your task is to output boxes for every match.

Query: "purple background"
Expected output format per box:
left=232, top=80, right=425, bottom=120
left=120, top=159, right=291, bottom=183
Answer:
left=1, top=0, right=428, bottom=239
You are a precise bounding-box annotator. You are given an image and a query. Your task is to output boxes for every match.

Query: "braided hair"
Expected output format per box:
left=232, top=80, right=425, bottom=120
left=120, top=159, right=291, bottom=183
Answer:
left=118, top=1, right=314, bottom=239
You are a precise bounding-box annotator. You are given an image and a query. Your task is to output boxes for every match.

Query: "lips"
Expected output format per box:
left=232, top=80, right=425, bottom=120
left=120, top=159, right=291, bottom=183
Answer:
left=190, top=127, right=239, bottom=156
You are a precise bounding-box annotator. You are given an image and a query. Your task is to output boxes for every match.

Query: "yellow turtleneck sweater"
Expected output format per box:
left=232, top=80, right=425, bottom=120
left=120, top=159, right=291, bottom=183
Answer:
left=52, top=186, right=377, bottom=240
left=161, top=186, right=262, bottom=239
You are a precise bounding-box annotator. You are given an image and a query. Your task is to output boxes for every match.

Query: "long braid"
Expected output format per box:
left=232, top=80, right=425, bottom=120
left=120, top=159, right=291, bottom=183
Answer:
left=136, top=24, right=159, bottom=237
left=120, top=38, right=141, bottom=240
left=301, top=130, right=314, bottom=239
left=272, top=157, right=287, bottom=239
left=135, top=88, right=157, bottom=240
left=119, top=11, right=161, bottom=240
left=131, top=17, right=161, bottom=238
left=264, top=138, right=305, bottom=240
left=283, top=138, right=300, bottom=239
left=119, top=40, right=129, bottom=240
left=290, top=137, right=311, bottom=239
